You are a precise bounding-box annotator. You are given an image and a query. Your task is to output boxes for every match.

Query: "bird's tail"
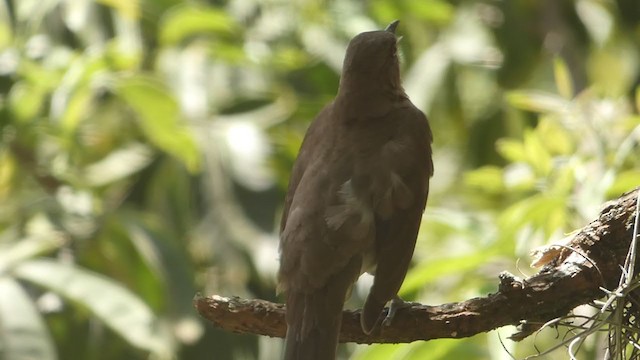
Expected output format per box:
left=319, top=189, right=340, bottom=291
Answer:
left=282, top=254, right=363, bottom=360
left=283, top=287, right=344, bottom=360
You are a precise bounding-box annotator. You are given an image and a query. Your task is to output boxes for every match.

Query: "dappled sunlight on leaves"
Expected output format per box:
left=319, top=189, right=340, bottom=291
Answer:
left=0, top=0, right=639, bottom=359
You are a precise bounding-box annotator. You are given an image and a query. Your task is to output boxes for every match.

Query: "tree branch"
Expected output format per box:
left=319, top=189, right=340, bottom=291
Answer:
left=193, top=187, right=639, bottom=343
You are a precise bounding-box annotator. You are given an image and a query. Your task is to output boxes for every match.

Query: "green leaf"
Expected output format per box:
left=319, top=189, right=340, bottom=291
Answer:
left=159, top=5, right=238, bottom=45
left=352, top=344, right=404, bottom=360
left=0, top=277, right=57, bottom=360
left=587, top=43, right=636, bottom=97
left=96, top=0, right=139, bottom=18
left=272, top=46, right=311, bottom=70
left=404, top=338, right=481, bottom=360
left=112, top=75, right=200, bottom=172
left=496, top=138, right=526, bottom=162
left=0, top=4, right=11, bottom=48
left=536, top=117, right=574, bottom=155
left=404, top=0, right=454, bottom=24
left=553, top=57, right=574, bottom=99
left=0, top=234, right=64, bottom=273
left=8, top=83, right=46, bottom=123
left=354, top=338, right=476, bottom=360
left=498, top=195, right=567, bottom=239
left=19, top=59, right=65, bottom=90
left=607, top=170, right=640, bottom=197
left=83, top=143, right=154, bottom=186
left=400, top=250, right=497, bottom=296
left=123, top=214, right=201, bottom=330
left=464, top=166, right=504, bottom=194
left=370, top=0, right=401, bottom=22
left=51, top=55, right=110, bottom=131
left=13, top=259, right=171, bottom=356
left=506, top=90, right=568, bottom=113
left=0, top=150, right=15, bottom=197
left=60, top=86, right=93, bottom=135
left=523, top=130, right=552, bottom=176
left=550, top=166, right=575, bottom=195
left=209, top=41, right=246, bottom=63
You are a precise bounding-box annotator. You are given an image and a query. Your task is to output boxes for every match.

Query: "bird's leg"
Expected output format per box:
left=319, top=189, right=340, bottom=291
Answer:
left=382, top=296, right=416, bottom=326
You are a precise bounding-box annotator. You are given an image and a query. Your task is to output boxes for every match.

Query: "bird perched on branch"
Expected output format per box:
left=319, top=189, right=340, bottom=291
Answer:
left=278, top=20, right=433, bottom=360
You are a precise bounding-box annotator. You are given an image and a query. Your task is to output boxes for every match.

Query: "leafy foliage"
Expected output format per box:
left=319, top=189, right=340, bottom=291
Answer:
left=0, top=0, right=638, bottom=359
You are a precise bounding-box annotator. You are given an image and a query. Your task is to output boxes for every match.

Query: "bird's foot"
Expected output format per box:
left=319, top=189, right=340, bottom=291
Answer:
left=382, top=296, right=416, bottom=327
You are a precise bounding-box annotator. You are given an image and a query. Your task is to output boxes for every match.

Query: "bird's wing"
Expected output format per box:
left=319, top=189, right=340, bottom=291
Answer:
left=278, top=101, right=368, bottom=293
left=361, top=105, right=433, bottom=332
left=279, top=104, right=334, bottom=234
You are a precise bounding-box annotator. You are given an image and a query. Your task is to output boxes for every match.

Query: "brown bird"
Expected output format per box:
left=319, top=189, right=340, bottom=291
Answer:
left=278, top=20, right=433, bottom=360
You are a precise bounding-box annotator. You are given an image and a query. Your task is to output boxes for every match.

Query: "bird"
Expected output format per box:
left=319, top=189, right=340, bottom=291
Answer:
left=278, top=20, right=433, bottom=360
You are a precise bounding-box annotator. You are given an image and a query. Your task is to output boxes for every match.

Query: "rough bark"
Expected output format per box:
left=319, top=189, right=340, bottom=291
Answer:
left=193, top=187, right=639, bottom=344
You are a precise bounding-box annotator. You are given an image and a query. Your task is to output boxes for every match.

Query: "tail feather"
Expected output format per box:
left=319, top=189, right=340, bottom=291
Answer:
left=283, top=257, right=362, bottom=360
left=284, top=290, right=343, bottom=360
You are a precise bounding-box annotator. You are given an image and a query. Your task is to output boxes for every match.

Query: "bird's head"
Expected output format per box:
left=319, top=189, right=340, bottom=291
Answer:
left=340, top=20, right=402, bottom=88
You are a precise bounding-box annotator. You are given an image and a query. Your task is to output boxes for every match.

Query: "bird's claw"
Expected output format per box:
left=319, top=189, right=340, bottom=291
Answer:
left=382, top=297, right=413, bottom=327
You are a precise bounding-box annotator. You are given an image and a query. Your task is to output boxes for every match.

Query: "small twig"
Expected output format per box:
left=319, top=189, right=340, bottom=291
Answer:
left=625, top=191, right=640, bottom=285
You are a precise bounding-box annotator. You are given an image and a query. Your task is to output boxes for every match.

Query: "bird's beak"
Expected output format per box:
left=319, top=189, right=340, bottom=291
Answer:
left=385, top=20, right=400, bottom=34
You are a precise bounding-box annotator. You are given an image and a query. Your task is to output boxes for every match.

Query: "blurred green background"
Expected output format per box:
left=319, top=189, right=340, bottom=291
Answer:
left=0, top=0, right=639, bottom=359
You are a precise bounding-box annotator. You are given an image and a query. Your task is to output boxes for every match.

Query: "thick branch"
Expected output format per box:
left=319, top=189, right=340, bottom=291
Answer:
left=193, top=187, right=639, bottom=343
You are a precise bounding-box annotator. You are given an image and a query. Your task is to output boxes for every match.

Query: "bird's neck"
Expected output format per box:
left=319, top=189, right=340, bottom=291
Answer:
left=335, top=77, right=406, bottom=119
